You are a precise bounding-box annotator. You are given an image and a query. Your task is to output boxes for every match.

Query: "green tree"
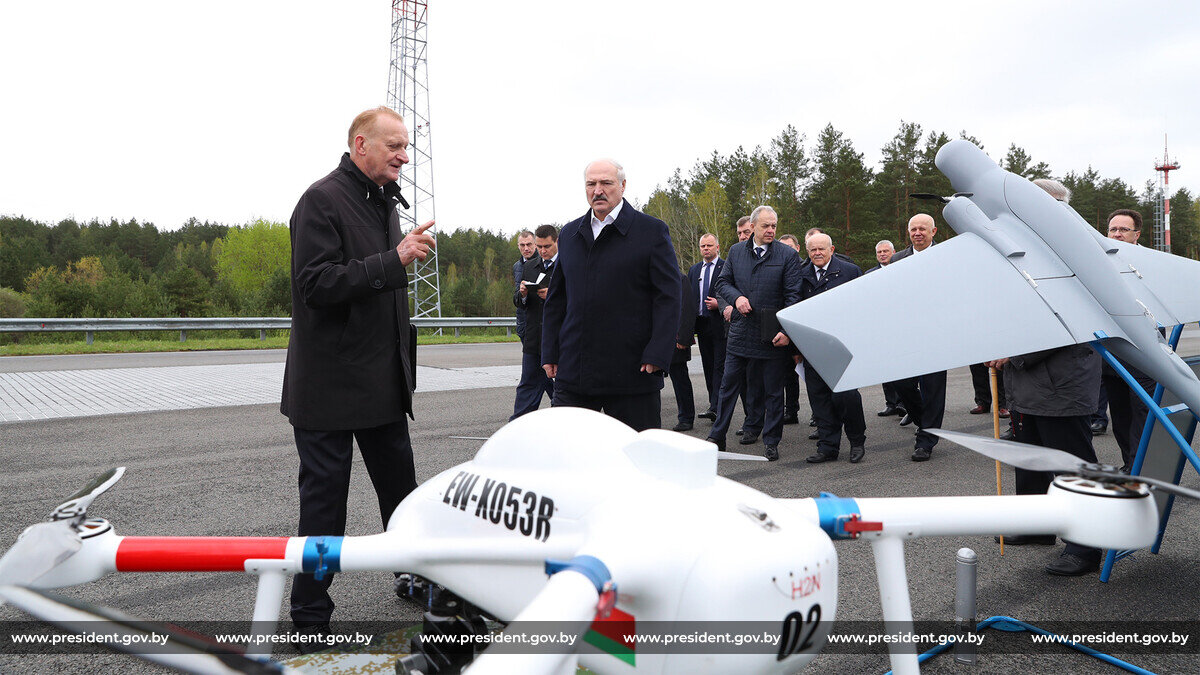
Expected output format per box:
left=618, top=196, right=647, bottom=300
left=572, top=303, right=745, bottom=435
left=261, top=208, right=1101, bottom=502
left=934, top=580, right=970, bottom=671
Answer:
left=688, top=178, right=733, bottom=255
left=215, top=219, right=291, bottom=300
left=1001, top=144, right=1051, bottom=179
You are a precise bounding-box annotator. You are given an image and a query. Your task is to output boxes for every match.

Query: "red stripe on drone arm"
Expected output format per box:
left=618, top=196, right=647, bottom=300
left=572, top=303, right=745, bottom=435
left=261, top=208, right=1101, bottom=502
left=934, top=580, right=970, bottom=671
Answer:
left=115, top=537, right=291, bottom=572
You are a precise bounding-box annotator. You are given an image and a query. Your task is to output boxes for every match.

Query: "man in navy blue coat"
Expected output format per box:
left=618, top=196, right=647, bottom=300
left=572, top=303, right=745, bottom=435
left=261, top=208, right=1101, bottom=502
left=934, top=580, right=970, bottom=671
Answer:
left=801, top=232, right=868, bottom=464
left=686, top=233, right=725, bottom=419
left=705, top=205, right=803, bottom=460
left=541, top=159, right=681, bottom=431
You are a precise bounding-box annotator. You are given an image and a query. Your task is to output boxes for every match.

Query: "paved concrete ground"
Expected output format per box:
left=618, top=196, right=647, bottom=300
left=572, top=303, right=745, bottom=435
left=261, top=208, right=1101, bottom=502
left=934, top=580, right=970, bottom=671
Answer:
left=0, top=340, right=1198, bottom=674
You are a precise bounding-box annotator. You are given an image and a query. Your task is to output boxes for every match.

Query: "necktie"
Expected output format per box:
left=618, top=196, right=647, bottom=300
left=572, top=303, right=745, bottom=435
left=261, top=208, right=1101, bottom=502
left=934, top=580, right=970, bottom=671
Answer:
left=544, top=260, right=553, bottom=274
left=755, top=246, right=764, bottom=259
left=816, top=268, right=824, bottom=282
left=699, top=262, right=711, bottom=315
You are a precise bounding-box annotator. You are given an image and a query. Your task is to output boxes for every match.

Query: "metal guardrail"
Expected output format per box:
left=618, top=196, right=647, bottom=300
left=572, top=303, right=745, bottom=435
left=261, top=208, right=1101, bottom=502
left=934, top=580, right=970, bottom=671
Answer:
left=0, top=317, right=518, bottom=344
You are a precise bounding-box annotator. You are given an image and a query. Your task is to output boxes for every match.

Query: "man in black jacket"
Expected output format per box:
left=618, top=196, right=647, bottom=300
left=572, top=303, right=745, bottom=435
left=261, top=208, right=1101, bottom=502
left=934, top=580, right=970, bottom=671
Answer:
left=687, top=233, right=725, bottom=420
left=542, top=159, right=681, bottom=431
left=705, top=205, right=803, bottom=460
left=987, top=345, right=1103, bottom=576
left=887, top=214, right=947, bottom=461
left=510, top=225, right=558, bottom=420
left=281, top=106, right=435, bottom=637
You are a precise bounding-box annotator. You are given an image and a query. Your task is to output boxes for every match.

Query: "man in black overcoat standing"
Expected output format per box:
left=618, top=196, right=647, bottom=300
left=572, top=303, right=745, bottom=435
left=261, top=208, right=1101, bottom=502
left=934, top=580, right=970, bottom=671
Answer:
left=510, top=224, right=559, bottom=420
left=705, top=205, right=803, bottom=461
left=541, top=159, right=681, bottom=431
left=281, top=106, right=435, bottom=639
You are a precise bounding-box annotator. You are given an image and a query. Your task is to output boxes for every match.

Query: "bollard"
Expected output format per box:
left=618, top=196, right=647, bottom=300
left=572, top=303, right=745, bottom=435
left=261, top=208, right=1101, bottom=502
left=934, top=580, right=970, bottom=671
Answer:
left=954, top=547, right=978, bottom=664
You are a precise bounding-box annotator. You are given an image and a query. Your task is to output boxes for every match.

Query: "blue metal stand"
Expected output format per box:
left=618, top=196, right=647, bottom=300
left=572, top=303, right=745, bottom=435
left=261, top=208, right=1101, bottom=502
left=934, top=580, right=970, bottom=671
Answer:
left=886, top=616, right=1156, bottom=674
left=1090, top=325, right=1200, bottom=582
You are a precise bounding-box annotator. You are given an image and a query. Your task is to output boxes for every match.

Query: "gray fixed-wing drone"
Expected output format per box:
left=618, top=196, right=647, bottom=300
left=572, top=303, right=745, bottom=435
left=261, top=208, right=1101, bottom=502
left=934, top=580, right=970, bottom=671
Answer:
left=778, top=138, right=1200, bottom=417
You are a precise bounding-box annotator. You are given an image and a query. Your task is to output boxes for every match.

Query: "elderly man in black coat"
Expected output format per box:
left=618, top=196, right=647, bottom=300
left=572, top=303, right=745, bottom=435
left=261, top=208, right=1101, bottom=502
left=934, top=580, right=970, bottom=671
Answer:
left=801, top=232, right=868, bottom=464
left=541, top=159, right=681, bottom=431
left=705, top=205, right=803, bottom=461
left=281, top=106, right=435, bottom=637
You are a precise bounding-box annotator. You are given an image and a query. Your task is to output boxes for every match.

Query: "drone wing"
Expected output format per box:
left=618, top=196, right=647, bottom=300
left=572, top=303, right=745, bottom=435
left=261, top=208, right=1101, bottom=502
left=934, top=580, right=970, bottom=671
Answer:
left=1106, top=239, right=1200, bottom=326
left=777, top=233, right=1120, bottom=391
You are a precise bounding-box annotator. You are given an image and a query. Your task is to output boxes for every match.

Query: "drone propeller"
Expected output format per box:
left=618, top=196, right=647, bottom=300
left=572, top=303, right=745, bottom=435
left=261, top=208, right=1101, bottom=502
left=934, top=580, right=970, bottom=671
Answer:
left=931, top=429, right=1200, bottom=501
left=718, top=450, right=770, bottom=462
left=50, top=466, right=125, bottom=521
left=0, top=467, right=125, bottom=586
left=0, top=585, right=286, bottom=674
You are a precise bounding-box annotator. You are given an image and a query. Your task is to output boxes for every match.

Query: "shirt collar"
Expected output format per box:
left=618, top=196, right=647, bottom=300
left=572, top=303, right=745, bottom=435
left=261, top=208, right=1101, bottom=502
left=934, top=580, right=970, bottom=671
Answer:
left=590, top=199, right=625, bottom=229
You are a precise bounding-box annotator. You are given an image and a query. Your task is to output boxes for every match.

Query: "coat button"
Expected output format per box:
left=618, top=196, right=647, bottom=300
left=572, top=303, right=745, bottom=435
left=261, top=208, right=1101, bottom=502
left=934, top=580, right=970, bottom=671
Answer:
left=373, top=280, right=383, bottom=288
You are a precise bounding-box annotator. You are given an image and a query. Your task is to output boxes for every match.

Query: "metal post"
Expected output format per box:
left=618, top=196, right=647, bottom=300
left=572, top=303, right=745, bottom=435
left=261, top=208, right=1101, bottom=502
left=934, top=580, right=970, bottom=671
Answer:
left=86, top=331, right=94, bottom=345
left=179, top=330, right=186, bottom=342
left=954, top=547, right=978, bottom=664
left=259, top=329, right=266, bottom=340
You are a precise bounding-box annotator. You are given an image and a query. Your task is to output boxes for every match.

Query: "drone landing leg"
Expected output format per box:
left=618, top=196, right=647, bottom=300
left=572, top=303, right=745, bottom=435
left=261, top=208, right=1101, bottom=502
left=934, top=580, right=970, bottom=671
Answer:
left=245, top=560, right=290, bottom=658
left=870, top=537, right=919, bottom=675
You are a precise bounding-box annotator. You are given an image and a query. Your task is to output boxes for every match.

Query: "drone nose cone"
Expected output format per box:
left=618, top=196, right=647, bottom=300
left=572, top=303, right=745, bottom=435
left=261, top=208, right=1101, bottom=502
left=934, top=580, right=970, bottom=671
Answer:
left=935, top=139, right=1000, bottom=193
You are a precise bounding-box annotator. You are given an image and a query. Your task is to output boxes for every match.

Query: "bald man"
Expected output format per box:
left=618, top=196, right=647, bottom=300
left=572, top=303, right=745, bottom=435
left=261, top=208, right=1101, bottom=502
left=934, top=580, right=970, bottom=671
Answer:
left=542, top=159, right=681, bottom=431
left=885, top=213, right=947, bottom=461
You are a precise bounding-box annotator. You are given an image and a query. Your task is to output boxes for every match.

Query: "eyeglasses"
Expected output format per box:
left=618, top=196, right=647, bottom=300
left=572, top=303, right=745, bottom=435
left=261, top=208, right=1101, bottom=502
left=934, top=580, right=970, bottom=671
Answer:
left=1108, top=227, right=1136, bottom=233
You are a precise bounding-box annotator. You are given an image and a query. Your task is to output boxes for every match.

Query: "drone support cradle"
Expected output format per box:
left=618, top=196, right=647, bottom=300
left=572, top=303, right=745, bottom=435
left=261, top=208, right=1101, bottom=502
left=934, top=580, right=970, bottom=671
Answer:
left=1091, top=324, right=1200, bottom=582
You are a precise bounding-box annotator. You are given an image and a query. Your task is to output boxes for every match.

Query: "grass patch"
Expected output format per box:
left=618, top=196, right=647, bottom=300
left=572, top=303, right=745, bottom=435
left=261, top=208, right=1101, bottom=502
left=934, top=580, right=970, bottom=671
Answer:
left=0, top=331, right=519, bottom=356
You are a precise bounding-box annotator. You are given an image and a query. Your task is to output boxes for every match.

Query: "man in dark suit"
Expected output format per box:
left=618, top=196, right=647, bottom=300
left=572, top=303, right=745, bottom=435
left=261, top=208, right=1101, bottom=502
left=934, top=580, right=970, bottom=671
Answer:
left=866, top=239, right=905, bottom=418
left=510, top=225, right=558, bottom=420
left=886, top=213, right=947, bottom=461
left=281, top=106, right=434, bottom=638
left=705, top=205, right=803, bottom=461
left=1102, top=209, right=1158, bottom=471
left=668, top=270, right=698, bottom=431
left=512, top=230, right=536, bottom=341
left=800, top=232, right=868, bottom=463
left=687, top=233, right=725, bottom=420
left=542, top=159, right=681, bottom=431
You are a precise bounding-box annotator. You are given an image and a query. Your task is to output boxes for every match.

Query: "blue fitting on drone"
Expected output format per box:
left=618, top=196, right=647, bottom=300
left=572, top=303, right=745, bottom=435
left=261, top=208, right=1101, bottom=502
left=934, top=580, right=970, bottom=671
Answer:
left=544, top=555, right=612, bottom=594
left=303, top=536, right=342, bottom=581
left=814, top=492, right=862, bottom=540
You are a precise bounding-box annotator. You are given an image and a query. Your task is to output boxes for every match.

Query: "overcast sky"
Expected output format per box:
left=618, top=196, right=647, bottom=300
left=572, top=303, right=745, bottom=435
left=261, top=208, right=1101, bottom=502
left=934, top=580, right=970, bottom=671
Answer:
left=2, top=1, right=1197, bottom=236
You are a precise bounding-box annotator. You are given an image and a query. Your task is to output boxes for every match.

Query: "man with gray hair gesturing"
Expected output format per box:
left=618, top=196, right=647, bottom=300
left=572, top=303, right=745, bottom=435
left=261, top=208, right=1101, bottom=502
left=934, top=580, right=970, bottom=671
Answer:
left=541, top=159, right=681, bottom=431
left=705, top=205, right=803, bottom=460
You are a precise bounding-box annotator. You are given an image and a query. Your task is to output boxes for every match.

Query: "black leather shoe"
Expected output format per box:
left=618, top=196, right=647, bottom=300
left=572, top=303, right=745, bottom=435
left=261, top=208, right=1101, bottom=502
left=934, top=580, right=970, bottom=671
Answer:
left=994, top=534, right=1055, bottom=546
left=877, top=406, right=900, bottom=417
left=808, top=430, right=819, bottom=440
left=698, top=411, right=716, bottom=421
left=911, top=447, right=931, bottom=461
left=849, top=446, right=865, bottom=463
left=809, top=417, right=817, bottom=426
left=735, top=429, right=744, bottom=436
left=290, top=624, right=335, bottom=654
left=806, top=452, right=836, bottom=463
left=1090, top=421, right=1107, bottom=435
left=1000, top=428, right=1016, bottom=441
left=739, top=434, right=759, bottom=445
left=1045, top=553, right=1100, bottom=576
left=764, top=445, right=779, bottom=461
left=672, top=422, right=693, bottom=432
left=782, top=414, right=799, bottom=425
left=899, top=413, right=913, bottom=427
left=707, top=436, right=726, bottom=452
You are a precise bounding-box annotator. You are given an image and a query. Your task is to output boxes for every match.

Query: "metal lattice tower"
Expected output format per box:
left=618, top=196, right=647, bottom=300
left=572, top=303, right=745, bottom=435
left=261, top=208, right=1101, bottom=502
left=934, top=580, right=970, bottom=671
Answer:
left=387, top=0, right=441, bottom=319
left=1153, top=135, right=1180, bottom=253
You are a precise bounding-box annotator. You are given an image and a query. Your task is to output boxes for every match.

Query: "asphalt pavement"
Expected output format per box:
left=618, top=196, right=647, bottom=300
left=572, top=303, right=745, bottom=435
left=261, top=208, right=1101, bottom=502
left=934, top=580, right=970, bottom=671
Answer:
left=0, top=339, right=1198, bottom=674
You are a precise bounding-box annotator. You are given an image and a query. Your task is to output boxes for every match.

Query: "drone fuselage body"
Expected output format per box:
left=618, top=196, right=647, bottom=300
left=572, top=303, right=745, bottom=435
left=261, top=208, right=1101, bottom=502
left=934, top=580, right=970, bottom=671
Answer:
left=936, top=139, right=1200, bottom=415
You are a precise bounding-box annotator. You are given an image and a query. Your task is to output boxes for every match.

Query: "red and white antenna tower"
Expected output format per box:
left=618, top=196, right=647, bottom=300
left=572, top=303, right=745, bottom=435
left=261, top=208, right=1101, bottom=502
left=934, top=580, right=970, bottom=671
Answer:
left=387, top=0, right=441, bottom=319
left=1153, top=135, right=1180, bottom=253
